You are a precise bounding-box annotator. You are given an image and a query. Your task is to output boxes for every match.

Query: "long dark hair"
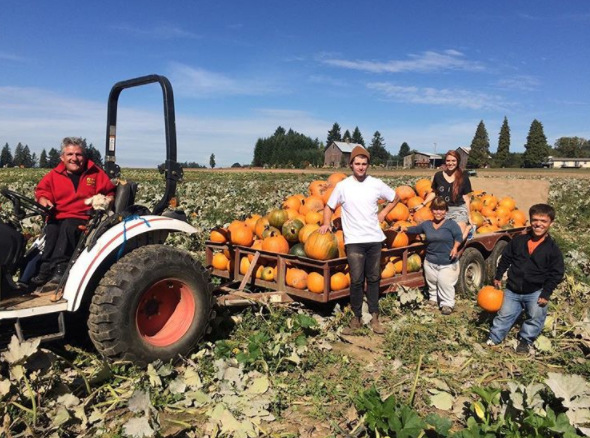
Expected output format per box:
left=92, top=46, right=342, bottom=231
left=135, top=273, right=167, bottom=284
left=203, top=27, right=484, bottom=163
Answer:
left=444, top=150, right=464, bottom=202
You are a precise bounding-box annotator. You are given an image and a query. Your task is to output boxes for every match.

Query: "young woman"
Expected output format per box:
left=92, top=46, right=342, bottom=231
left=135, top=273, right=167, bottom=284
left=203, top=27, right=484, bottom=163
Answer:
left=414, top=150, right=473, bottom=240
left=396, top=197, right=463, bottom=314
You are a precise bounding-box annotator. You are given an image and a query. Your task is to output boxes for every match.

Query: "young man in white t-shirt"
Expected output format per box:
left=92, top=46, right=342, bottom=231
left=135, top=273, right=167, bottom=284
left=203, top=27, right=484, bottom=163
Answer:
left=319, top=146, right=399, bottom=334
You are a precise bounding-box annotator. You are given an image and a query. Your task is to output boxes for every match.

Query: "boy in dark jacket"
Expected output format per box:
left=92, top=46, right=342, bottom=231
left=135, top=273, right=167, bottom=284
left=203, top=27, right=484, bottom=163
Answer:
left=487, top=204, right=564, bottom=353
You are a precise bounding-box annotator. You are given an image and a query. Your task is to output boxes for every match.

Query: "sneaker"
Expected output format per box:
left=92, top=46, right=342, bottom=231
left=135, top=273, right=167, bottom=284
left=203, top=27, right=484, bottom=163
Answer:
left=516, top=339, right=530, bottom=354
left=341, top=317, right=362, bottom=335
left=424, top=299, right=438, bottom=308
left=467, top=225, right=476, bottom=241
left=486, top=339, right=497, bottom=347
left=30, top=270, right=52, bottom=287
left=441, top=306, right=453, bottom=315
left=370, top=313, right=385, bottom=335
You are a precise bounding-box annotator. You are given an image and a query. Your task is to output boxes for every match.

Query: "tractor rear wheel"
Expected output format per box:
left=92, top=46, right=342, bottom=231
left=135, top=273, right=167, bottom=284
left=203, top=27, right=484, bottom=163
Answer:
left=88, top=245, right=212, bottom=366
left=456, top=248, right=485, bottom=298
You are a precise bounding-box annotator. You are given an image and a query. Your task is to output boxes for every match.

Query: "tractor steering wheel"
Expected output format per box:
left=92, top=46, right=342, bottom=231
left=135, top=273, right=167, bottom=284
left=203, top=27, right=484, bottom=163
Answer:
left=1, top=188, right=51, bottom=220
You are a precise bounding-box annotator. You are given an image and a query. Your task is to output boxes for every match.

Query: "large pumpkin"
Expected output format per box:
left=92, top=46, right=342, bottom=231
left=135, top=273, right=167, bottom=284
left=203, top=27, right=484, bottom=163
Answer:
left=299, top=195, right=324, bottom=216
left=304, top=230, right=339, bottom=260
left=414, top=178, right=432, bottom=199
left=386, top=203, right=410, bottom=223
left=384, top=229, right=410, bottom=248
left=286, top=268, right=308, bottom=289
left=244, top=214, right=261, bottom=232
left=327, top=172, right=347, bottom=186
left=289, top=243, right=307, bottom=257
left=283, top=195, right=302, bottom=211
left=230, top=223, right=254, bottom=247
left=330, top=272, right=349, bottom=291
left=477, top=286, right=504, bottom=312
left=309, top=180, right=329, bottom=197
left=413, top=207, right=434, bottom=224
left=407, top=253, right=422, bottom=272
left=282, top=219, right=305, bottom=243
left=255, top=216, right=270, bottom=239
left=396, top=185, right=416, bottom=203
left=212, top=252, right=229, bottom=271
left=262, top=234, right=289, bottom=254
left=307, top=272, right=325, bottom=294
left=209, top=227, right=229, bottom=243
left=268, top=209, right=289, bottom=229
left=299, top=223, right=320, bottom=244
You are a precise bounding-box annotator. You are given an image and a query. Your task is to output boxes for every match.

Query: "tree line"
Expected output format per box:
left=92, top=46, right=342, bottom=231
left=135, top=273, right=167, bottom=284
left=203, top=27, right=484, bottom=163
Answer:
left=0, top=140, right=103, bottom=169
left=467, top=118, right=590, bottom=168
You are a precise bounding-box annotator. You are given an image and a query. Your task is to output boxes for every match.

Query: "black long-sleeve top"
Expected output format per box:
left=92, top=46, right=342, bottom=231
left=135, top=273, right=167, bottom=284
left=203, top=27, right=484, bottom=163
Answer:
left=495, top=233, right=564, bottom=300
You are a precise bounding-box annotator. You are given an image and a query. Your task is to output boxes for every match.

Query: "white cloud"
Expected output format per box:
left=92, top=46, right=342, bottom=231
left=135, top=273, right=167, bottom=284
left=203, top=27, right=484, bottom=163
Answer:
left=111, top=24, right=199, bottom=39
left=322, top=49, right=484, bottom=74
left=366, top=82, right=507, bottom=110
left=168, top=62, right=283, bottom=98
left=495, top=75, right=540, bottom=92
left=0, top=52, right=27, bottom=62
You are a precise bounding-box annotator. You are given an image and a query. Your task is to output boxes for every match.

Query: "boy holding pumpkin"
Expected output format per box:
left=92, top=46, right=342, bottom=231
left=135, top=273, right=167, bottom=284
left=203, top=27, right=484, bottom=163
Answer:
left=486, top=203, right=564, bottom=353
left=319, top=146, right=400, bottom=335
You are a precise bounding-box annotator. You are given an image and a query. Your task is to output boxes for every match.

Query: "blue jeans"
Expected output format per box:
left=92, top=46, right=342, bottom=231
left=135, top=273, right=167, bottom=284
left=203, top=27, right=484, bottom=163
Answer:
left=346, top=242, right=382, bottom=317
left=489, top=288, right=548, bottom=345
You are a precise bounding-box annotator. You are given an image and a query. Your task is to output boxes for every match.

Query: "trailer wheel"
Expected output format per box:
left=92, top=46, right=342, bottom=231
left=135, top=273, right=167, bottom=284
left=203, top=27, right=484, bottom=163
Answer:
left=485, top=240, right=508, bottom=283
left=88, top=245, right=212, bottom=366
left=456, top=248, right=485, bottom=297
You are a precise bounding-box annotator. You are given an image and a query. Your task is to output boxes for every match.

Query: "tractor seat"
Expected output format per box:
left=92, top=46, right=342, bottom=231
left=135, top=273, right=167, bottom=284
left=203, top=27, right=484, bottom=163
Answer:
left=113, top=181, right=150, bottom=216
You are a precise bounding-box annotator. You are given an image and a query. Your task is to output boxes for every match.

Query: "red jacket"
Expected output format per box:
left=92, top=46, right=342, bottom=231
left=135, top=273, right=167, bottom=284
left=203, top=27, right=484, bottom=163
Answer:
left=35, top=160, right=116, bottom=220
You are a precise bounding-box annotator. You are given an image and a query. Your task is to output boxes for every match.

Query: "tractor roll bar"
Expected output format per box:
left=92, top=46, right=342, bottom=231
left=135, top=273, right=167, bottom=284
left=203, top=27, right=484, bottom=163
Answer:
left=104, top=74, right=183, bottom=216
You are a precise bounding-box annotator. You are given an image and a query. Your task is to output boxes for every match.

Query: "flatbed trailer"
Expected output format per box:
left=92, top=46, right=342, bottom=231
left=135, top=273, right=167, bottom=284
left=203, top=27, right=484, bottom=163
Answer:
left=206, top=226, right=529, bottom=307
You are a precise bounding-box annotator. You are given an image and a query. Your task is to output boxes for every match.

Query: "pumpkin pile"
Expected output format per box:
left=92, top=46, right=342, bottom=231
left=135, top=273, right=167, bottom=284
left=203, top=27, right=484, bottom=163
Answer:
left=469, top=192, right=527, bottom=233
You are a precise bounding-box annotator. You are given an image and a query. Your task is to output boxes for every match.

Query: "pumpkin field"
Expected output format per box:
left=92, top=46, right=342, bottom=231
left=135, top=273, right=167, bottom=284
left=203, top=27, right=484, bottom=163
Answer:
left=1, top=167, right=590, bottom=437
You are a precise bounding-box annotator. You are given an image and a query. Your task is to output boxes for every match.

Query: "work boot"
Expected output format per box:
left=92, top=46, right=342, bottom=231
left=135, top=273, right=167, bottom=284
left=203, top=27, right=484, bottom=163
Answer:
left=341, top=317, right=362, bottom=335
left=47, top=265, right=66, bottom=285
left=370, top=313, right=385, bottom=335
left=516, top=339, right=531, bottom=354
left=30, top=266, right=52, bottom=287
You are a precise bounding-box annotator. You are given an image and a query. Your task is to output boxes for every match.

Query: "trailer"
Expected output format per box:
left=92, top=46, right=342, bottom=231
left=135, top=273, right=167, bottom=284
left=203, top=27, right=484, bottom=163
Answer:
left=206, top=226, right=529, bottom=307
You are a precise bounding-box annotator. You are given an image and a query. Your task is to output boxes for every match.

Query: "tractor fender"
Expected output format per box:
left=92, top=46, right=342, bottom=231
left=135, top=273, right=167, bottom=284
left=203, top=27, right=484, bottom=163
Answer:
left=64, top=215, right=197, bottom=312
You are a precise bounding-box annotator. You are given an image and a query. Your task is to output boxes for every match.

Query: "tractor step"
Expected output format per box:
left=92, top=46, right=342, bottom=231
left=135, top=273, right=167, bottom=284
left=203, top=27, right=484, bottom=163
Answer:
left=0, top=312, right=66, bottom=350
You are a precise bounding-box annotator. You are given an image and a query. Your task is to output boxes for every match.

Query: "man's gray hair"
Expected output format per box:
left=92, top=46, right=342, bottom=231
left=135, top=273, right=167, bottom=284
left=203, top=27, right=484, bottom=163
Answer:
left=60, top=137, right=87, bottom=156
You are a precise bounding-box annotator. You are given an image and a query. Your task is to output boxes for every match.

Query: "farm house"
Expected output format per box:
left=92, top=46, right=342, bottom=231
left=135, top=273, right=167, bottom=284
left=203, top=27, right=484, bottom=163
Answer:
left=324, top=140, right=365, bottom=167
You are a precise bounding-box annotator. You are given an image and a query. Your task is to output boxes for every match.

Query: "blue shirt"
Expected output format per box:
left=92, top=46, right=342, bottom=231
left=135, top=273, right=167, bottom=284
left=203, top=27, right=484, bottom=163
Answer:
left=406, top=220, right=463, bottom=265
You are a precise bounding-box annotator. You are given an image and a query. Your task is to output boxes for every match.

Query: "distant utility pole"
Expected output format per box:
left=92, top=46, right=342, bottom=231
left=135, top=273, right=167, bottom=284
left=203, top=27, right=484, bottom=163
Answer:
left=433, top=143, right=437, bottom=169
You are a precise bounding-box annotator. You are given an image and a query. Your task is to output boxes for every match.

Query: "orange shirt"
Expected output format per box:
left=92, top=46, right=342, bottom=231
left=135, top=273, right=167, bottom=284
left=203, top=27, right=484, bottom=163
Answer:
left=527, top=235, right=547, bottom=255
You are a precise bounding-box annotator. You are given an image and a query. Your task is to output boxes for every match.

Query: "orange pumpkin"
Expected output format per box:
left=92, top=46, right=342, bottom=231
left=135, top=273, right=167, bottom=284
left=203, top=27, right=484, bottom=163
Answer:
left=309, top=180, right=329, bottom=197
left=413, top=207, right=434, bottom=224
left=212, top=252, right=229, bottom=271
left=255, top=216, right=270, bottom=239
left=396, top=185, right=417, bottom=203
left=381, top=262, right=395, bottom=279
left=470, top=211, right=485, bottom=228
left=239, top=256, right=251, bottom=275
left=247, top=240, right=264, bottom=261
left=386, top=203, right=410, bottom=223
left=481, top=194, right=498, bottom=210
left=299, top=195, right=324, bottom=216
left=228, top=220, right=246, bottom=234
left=285, top=208, right=300, bottom=220
left=286, top=268, right=308, bottom=289
left=305, top=210, right=323, bottom=226
left=498, top=197, right=516, bottom=211
left=321, top=186, right=335, bottom=205
left=230, top=224, right=254, bottom=247
left=307, top=272, right=325, bottom=294
left=299, top=223, right=320, bottom=244
left=244, top=214, right=261, bottom=232
left=209, top=228, right=229, bottom=243
left=384, top=229, right=410, bottom=248
left=283, top=195, right=302, bottom=211
left=414, top=178, right=432, bottom=199
left=327, top=172, right=347, bottom=186
left=330, top=272, right=349, bottom=291
left=304, top=231, right=339, bottom=260
left=477, top=286, right=504, bottom=312
left=262, top=235, right=290, bottom=254
left=470, top=197, right=483, bottom=212
left=510, top=210, right=527, bottom=225
left=406, top=196, right=424, bottom=210
left=480, top=206, right=497, bottom=218
left=391, top=256, right=403, bottom=274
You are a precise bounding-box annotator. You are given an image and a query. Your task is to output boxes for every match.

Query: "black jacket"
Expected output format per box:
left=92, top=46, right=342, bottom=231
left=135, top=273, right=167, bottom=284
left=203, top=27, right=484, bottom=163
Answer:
left=495, top=233, right=564, bottom=300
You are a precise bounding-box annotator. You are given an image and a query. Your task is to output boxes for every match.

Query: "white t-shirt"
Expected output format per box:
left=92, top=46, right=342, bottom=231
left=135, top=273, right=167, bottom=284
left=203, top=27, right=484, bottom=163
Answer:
left=327, top=175, right=397, bottom=245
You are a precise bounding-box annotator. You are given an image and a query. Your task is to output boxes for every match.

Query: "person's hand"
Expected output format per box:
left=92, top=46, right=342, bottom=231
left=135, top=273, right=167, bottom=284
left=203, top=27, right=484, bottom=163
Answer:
left=377, top=210, right=387, bottom=224
left=450, top=247, right=458, bottom=259
left=85, top=194, right=110, bottom=211
left=410, top=203, right=424, bottom=213
left=493, top=279, right=502, bottom=289
left=38, top=196, right=54, bottom=209
left=318, top=224, right=331, bottom=234
left=537, top=297, right=549, bottom=307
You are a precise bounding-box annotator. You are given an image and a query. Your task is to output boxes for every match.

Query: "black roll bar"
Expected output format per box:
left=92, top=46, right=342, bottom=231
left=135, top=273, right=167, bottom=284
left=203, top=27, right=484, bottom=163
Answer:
left=104, top=74, right=183, bottom=215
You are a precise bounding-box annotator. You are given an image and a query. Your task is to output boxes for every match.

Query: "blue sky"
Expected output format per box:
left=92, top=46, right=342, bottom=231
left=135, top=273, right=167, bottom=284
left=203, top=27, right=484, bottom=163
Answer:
left=1, top=1, right=589, bottom=167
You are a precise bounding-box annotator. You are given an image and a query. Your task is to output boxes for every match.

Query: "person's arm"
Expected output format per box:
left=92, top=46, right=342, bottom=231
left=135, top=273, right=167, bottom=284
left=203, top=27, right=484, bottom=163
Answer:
left=35, top=174, right=55, bottom=208
left=462, top=176, right=473, bottom=225
left=319, top=205, right=334, bottom=234
left=450, top=223, right=463, bottom=259
left=538, top=244, right=565, bottom=305
left=493, top=239, right=515, bottom=288
left=378, top=195, right=400, bottom=224
left=413, top=176, right=436, bottom=212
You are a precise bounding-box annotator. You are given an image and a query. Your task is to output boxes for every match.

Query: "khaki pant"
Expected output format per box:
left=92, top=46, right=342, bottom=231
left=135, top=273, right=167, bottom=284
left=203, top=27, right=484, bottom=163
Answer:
left=424, top=259, right=460, bottom=308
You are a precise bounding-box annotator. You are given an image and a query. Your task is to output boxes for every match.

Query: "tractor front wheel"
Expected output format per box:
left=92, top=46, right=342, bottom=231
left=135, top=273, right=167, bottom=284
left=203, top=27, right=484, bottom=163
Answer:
left=88, top=245, right=212, bottom=366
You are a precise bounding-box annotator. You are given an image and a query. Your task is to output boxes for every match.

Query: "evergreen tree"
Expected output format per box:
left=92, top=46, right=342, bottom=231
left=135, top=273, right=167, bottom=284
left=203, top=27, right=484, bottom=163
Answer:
left=47, top=148, right=61, bottom=168
left=326, top=123, right=342, bottom=147
left=252, top=126, right=323, bottom=168
left=523, top=119, right=550, bottom=167
left=0, top=143, right=13, bottom=167
left=210, top=153, right=216, bottom=169
left=343, top=129, right=351, bottom=142
left=398, top=142, right=410, bottom=159
left=370, top=131, right=385, bottom=150
left=31, top=152, right=38, bottom=168
left=467, top=120, right=491, bottom=168
left=495, top=116, right=511, bottom=168
left=86, top=143, right=103, bottom=167
left=22, top=145, right=33, bottom=167
left=39, top=149, right=48, bottom=168
left=352, top=126, right=365, bottom=146
left=13, top=142, right=25, bottom=166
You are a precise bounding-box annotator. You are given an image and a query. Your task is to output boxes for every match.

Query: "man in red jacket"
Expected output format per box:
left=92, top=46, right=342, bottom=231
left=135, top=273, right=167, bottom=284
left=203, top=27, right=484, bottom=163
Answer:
left=30, top=137, right=116, bottom=287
